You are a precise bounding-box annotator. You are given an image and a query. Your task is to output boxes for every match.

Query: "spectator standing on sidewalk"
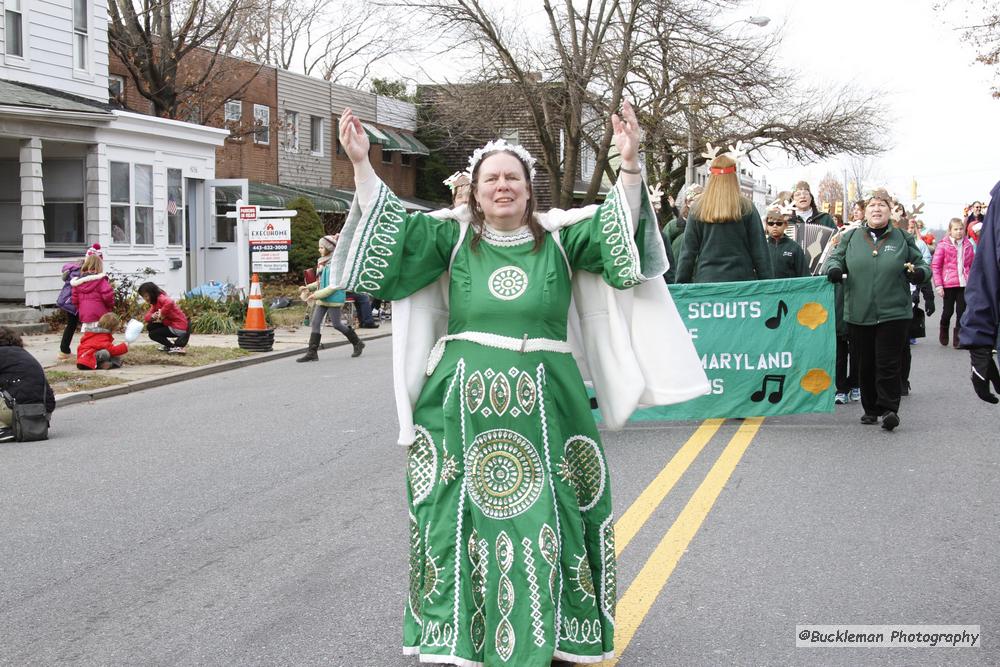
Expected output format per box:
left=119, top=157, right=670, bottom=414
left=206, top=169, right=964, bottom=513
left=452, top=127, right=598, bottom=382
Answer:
left=70, top=248, right=114, bottom=336
left=298, top=235, right=364, bottom=361
left=932, top=218, right=975, bottom=348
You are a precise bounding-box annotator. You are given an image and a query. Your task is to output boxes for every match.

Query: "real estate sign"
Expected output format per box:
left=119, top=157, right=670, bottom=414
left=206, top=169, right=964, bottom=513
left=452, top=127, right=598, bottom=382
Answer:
left=248, top=219, right=291, bottom=273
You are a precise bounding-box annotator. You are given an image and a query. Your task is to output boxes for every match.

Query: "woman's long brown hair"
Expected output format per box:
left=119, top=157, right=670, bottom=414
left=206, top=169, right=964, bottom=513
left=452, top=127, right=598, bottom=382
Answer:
left=468, top=150, right=544, bottom=252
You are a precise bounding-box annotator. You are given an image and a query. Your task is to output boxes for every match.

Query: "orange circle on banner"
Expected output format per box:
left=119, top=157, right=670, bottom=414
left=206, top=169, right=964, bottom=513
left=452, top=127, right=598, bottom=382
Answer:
left=800, top=369, right=832, bottom=395
left=797, top=302, right=828, bottom=330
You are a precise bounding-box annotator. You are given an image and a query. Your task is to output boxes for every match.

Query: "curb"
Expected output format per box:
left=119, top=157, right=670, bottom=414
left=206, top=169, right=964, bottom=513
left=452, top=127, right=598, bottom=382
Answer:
left=55, top=331, right=393, bottom=408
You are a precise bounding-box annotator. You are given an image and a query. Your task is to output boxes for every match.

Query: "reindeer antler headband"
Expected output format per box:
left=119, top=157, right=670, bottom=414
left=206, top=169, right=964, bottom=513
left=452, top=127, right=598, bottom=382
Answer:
left=702, top=140, right=749, bottom=176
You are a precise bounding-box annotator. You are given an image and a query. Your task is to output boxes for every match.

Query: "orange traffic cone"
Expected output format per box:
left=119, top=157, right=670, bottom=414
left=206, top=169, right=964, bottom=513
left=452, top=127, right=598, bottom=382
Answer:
left=243, top=273, right=267, bottom=330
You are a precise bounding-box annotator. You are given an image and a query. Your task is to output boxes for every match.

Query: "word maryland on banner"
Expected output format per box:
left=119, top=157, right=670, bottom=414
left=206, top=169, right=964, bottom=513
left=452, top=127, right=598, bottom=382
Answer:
left=629, top=276, right=836, bottom=422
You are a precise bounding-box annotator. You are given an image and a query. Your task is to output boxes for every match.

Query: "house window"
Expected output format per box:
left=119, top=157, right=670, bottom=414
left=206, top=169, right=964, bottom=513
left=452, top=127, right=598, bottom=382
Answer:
left=499, top=128, right=519, bottom=145
left=401, top=153, right=412, bottom=167
left=167, top=168, right=183, bottom=246
left=282, top=110, right=299, bottom=152
left=43, top=159, right=85, bottom=244
left=73, top=0, right=88, bottom=71
left=381, top=149, right=394, bottom=165
left=253, top=104, right=270, bottom=144
left=224, top=99, right=242, bottom=122
left=310, top=116, right=323, bottom=155
left=109, top=161, right=153, bottom=245
left=5, top=0, right=23, bottom=57
left=0, top=161, right=20, bottom=244
left=215, top=207, right=235, bottom=243
left=109, top=74, right=124, bottom=102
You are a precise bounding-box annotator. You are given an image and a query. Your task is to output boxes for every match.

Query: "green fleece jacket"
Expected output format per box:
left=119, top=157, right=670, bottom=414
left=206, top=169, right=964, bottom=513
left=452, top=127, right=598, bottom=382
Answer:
left=823, top=224, right=930, bottom=325
left=659, top=228, right=677, bottom=283
left=766, top=235, right=809, bottom=279
left=675, top=206, right=774, bottom=283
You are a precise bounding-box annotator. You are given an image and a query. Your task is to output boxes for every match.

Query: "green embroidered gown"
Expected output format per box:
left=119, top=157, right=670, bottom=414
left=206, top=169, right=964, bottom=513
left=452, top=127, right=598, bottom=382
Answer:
left=338, top=181, right=658, bottom=666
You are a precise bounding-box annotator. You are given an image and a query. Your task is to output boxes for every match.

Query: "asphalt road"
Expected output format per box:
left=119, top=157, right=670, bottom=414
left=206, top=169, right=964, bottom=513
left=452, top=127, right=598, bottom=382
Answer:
left=1, top=315, right=997, bottom=666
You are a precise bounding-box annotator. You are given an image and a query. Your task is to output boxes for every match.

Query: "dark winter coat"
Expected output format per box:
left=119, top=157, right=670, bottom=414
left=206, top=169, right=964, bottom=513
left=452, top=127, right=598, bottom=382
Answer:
left=675, top=205, right=774, bottom=283
left=960, top=180, right=1000, bottom=348
left=0, top=345, right=56, bottom=413
left=659, top=228, right=677, bottom=284
left=766, top=235, right=809, bottom=279
left=824, top=224, right=931, bottom=326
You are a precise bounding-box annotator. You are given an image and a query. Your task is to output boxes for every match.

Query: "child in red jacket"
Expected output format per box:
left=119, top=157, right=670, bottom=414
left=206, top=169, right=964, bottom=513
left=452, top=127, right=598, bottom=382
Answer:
left=138, top=282, right=191, bottom=354
left=76, top=313, right=128, bottom=370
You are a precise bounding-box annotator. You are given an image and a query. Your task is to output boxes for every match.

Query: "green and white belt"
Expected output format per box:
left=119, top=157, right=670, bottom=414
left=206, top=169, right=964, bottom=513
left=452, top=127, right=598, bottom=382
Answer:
left=426, top=331, right=573, bottom=375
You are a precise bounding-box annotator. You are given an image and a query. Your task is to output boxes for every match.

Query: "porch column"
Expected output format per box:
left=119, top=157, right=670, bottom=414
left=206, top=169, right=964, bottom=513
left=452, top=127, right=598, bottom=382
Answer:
left=85, top=143, right=107, bottom=246
left=20, top=137, right=44, bottom=306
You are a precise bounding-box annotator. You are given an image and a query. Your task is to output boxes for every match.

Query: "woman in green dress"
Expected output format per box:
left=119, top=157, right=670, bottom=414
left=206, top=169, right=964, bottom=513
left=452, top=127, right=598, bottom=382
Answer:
left=333, top=102, right=693, bottom=666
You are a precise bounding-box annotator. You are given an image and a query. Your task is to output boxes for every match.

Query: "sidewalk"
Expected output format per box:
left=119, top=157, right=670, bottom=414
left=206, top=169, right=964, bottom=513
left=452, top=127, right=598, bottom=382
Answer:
left=25, top=322, right=392, bottom=407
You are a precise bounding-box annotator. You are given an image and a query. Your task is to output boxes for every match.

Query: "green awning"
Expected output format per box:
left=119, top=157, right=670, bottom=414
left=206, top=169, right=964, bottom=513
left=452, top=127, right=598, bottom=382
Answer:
left=361, top=122, right=389, bottom=146
left=214, top=182, right=348, bottom=213
left=378, top=127, right=409, bottom=152
left=399, top=132, right=430, bottom=156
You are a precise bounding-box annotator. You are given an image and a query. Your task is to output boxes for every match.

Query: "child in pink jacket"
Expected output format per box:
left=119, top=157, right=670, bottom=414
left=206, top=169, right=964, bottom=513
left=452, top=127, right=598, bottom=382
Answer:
left=70, top=250, right=114, bottom=332
left=932, top=217, right=976, bottom=347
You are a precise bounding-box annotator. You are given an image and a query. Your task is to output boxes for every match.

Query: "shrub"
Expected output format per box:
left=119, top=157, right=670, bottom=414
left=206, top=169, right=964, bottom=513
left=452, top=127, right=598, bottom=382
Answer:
left=287, top=196, right=324, bottom=280
left=107, top=266, right=157, bottom=323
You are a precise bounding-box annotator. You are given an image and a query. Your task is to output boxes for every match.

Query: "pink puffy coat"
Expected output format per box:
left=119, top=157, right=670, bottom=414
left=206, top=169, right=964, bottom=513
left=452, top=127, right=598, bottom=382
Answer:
left=932, top=236, right=975, bottom=288
left=70, top=272, right=115, bottom=323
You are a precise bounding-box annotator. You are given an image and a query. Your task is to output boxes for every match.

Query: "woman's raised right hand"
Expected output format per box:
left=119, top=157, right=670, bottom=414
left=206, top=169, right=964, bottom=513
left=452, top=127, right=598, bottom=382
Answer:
left=339, top=108, right=371, bottom=166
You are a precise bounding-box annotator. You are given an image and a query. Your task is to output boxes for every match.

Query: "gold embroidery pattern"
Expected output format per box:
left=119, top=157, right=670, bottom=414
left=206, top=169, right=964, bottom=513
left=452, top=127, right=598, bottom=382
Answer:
left=516, top=371, right=536, bottom=414
left=407, top=425, right=438, bottom=505
left=495, top=531, right=516, bottom=662
left=465, top=371, right=485, bottom=414
left=557, top=435, right=607, bottom=512
left=465, top=429, right=544, bottom=519
left=490, top=372, right=512, bottom=416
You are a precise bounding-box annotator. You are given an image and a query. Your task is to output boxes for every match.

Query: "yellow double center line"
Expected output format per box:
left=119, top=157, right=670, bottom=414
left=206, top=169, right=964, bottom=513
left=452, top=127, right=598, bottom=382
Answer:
left=594, top=417, right=765, bottom=666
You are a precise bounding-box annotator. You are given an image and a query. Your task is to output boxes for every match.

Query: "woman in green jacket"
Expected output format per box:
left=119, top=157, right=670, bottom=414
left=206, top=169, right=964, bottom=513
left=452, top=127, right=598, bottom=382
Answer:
left=824, top=189, right=930, bottom=431
left=675, top=155, right=773, bottom=283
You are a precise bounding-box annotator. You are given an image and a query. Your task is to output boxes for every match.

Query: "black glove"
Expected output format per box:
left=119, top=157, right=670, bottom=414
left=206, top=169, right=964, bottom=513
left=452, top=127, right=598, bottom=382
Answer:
left=905, top=268, right=924, bottom=285
left=827, top=267, right=843, bottom=283
left=969, top=347, right=1000, bottom=404
left=924, top=297, right=935, bottom=317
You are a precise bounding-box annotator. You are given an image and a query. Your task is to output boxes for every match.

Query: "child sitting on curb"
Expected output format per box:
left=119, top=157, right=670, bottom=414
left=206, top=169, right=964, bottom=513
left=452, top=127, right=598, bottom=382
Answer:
left=77, top=313, right=128, bottom=370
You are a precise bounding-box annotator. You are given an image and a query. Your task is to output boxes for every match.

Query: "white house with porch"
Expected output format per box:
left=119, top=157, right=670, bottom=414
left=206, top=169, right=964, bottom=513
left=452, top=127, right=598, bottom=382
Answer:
left=0, top=0, right=228, bottom=306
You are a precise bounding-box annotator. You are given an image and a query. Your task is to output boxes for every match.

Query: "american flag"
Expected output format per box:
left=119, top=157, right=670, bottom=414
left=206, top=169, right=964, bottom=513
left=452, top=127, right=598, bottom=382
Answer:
left=166, top=198, right=178, bottom=215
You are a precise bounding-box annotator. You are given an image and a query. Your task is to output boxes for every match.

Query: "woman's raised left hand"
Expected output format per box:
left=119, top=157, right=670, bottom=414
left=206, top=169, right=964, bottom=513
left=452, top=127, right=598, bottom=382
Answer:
left=612, top=99, right=641, bottom=170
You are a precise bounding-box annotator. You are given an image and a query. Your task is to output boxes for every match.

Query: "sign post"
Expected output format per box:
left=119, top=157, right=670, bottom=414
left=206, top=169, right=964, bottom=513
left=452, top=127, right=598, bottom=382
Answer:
left=228, top=200, right=297, bottom=294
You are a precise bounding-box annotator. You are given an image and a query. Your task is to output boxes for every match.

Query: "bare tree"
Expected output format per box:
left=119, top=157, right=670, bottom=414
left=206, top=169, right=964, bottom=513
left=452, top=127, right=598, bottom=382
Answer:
left=108, top=0, right=264, bottom=119
left=817, top=172, right=844, bottom=209
left=415, top=0, right=890, bottom=207
left=935, top=0, right=1000, bottom=98
left=410, top=0, right=641, bottom=207
left=237, top=0, right=415, bottom=86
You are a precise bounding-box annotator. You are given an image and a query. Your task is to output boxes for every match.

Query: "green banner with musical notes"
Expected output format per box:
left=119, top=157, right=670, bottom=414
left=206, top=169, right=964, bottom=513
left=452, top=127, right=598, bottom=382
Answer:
left=624, top=276, right=836, bottom=421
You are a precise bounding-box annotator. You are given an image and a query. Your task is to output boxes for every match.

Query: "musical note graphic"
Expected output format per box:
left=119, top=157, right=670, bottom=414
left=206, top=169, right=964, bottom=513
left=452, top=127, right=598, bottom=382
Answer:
left=765, top=300, right=789, bottom=330
left=750, top=374, right=786, bottom=403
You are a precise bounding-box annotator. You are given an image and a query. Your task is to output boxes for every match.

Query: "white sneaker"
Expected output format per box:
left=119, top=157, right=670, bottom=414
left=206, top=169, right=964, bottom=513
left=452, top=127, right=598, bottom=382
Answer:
left=167, top=347, right=187, bottom=355
left=849, top=387, right=861, bottom=402
left=834, top=392, right=848, bottom=405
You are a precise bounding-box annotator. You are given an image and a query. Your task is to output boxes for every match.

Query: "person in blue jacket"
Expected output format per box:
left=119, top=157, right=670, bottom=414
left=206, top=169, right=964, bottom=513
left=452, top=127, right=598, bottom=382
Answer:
left=959, top=182, right=1000, bottom=403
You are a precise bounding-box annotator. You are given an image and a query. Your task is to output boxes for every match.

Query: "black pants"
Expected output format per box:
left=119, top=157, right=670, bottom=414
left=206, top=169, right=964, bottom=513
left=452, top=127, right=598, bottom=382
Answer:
left=147, top=322, right=191, bottom=348
left=60, top=312, right=80, bottom=354
left=835, top=335, right=857, bottom=393
left=940, top=287, right=966, bottom=330
left=848, top=319, right=909, bottom=416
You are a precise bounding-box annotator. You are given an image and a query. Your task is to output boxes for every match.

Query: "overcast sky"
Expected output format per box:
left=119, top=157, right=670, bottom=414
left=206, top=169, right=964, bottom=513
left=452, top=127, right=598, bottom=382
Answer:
left=387, top=0, right=997, bottom=231
left=746, top=0, right=999, bottom=231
